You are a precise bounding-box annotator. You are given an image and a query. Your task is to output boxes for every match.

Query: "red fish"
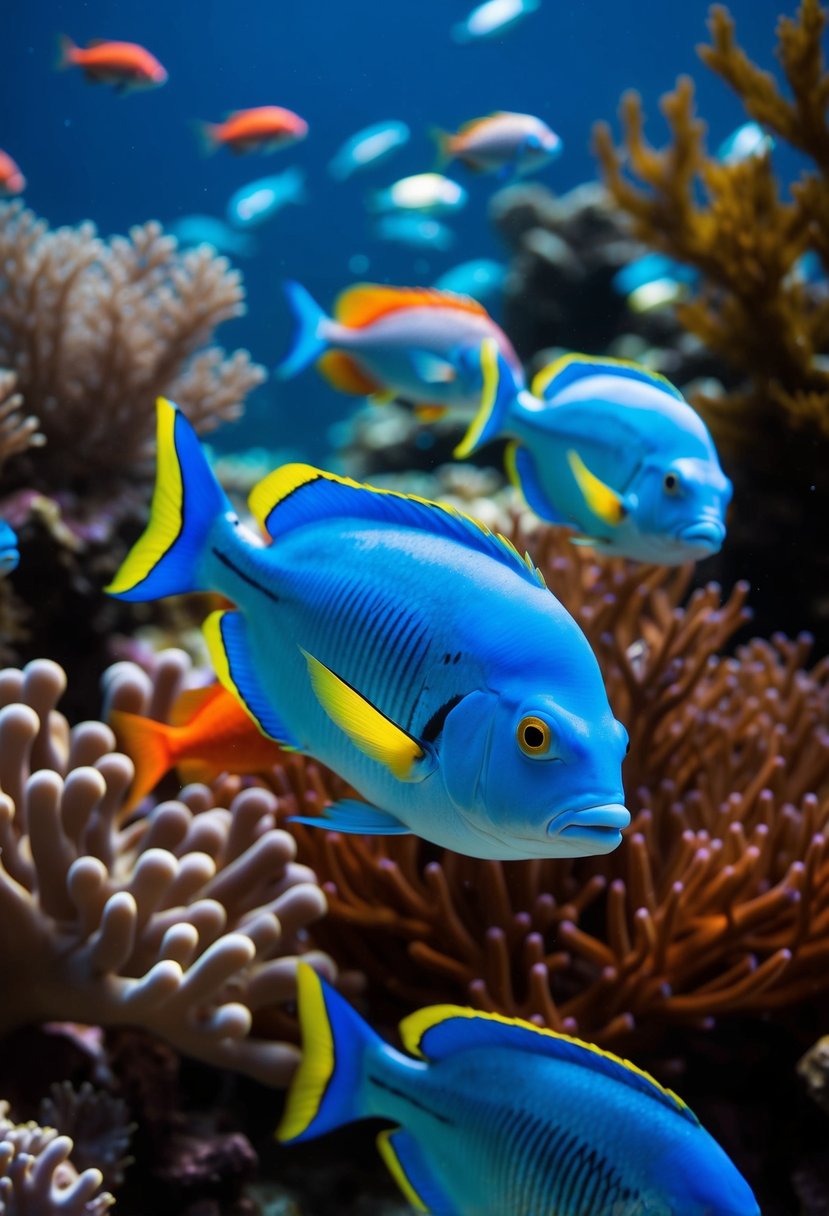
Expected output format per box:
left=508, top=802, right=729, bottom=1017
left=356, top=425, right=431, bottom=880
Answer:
left=0, top=150, right=25, bottom=195
left=57, top=35, right=168, bottom=92
left=198, top=107, right=308, bottom=155
left=110, top=682, right=286, bottom=811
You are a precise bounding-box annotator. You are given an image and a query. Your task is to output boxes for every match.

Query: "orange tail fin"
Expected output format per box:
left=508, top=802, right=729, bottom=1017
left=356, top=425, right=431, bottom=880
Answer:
left=56, top=34, right=79, bottom=70
left=109, top=709, right=176, bottom=812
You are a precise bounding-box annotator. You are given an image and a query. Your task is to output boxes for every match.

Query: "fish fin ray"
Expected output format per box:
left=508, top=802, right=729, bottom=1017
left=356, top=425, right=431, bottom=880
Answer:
left=317, top=351, right=380, bottom=395
left=399, top=1006, right=698, bottom=1126
left=567, top=450, right=627, bottom=527
left=203, top=609, right=300, bottom=747
left=168, top=684, right=220, bottom=728
left=106, top=398, right=229, bottom=601
left=277, top=963, right=377, bottom=1143
left=247, top=464, right=543, bottom=588
left=532, top=352, right=685, bottom=402
left=288, top=798, right=411, bottom=835
left=302, top=650, right=426, bottom=781
left=334, top=283, right=486, bottom=329
left=377, top=1129, right=458, bottom=1214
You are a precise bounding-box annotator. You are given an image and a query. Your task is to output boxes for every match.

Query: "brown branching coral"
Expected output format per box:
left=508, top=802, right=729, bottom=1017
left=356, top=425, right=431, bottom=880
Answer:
left=593, top=0, right=829, bottom=645
left=0, top=202, right=265, bottom=486
left=0, top=657, right=332, bottom=1087
left=0, top=1099, right=114, bottom=1215
left=267, top=526, right=829, bottom=1058
left=0, top=371, right=42, bottom=474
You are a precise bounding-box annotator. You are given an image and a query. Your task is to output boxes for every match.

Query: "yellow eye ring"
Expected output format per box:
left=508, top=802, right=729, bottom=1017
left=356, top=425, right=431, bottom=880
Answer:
left=517, top=715, right=551, bottom=755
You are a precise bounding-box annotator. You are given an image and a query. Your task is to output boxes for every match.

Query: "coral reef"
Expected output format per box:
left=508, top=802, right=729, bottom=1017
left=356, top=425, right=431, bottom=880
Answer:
left=0, top=657, right=332, bottom=1087
left=0, top=202, right=265, bottom=487
left=593, top=0, right=829, bottom=646
left=39, top=1083, right=133, bottom=1192
left=0, top=1099, right=114, bottom=1214
left=0, top=202, right=266, bottom=713
left=265, top=524, right=829, bottom=1060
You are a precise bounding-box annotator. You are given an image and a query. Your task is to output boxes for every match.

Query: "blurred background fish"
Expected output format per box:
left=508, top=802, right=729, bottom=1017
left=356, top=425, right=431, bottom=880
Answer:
left=716, top=119, right=775, bottom=164
left=197, top=105, right=308, bottom=155
left=433, top=257, right=506, bottom=302
left=433, top=111, right=562, bottom=179
left=0, top=149, right=24, bottom=195
left=226, top=167, right=306, bottom=228
left=374, top=213, right=455, bottom=251
left=452, top=0, right=541, bottom=43
left=369, top=172, right=467, bottom=215
left=56, top=34, right=168, bottom=92
left=328, top=119, right=410, bottom=180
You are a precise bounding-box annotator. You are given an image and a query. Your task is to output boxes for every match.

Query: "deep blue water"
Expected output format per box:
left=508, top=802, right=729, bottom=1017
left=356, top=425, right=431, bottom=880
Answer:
left=2, top=0, right=798, bottom=459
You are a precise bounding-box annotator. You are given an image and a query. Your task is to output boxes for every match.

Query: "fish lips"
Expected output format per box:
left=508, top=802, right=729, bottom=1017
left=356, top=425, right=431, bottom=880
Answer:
left=676, top=518, right=726, bottom=553
left=547, top=801, right=630, bottom=854
left=0, top=550, right=19, bottom=576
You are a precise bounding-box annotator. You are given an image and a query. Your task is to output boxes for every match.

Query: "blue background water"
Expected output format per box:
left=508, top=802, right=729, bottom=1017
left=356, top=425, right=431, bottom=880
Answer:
left=1, top=0, right=798, bottom=460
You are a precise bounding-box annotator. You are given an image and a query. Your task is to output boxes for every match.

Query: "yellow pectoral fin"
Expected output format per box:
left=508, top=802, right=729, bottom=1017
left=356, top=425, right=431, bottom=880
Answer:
left=566, top=450, right=627, bottom=527
left=302, top=649, right=425, bottom=780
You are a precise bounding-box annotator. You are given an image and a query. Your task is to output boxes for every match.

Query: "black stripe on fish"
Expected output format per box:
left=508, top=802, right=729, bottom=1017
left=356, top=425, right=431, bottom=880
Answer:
left=420, top=694, right=464, bottom=744
left=368, top=1074, right=454, bottom=1126
left=211, top=547, right=280, bottom=603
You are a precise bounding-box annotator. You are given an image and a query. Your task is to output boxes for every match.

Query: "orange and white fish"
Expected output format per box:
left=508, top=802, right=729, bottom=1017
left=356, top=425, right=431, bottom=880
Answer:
left=0, top=150, right=25, bottom=195
left=110, top=681, right=286, bottom=811
left=277, top=281, right=525, bottom=413
left=434, top=111, right=562, bottom=178
left=57, top=35, right=168, bottom=92
left=197, top=107, right=308, bottom=155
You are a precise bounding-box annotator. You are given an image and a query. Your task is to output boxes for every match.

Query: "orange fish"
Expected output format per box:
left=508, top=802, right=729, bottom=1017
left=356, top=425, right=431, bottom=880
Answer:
left=0, top=150, right=25, bottom=195
left=110, top=682, right=285, bottom=811
left=197, top=106, right=309, bottom=155
left=57, top=35, right=168, bottom=92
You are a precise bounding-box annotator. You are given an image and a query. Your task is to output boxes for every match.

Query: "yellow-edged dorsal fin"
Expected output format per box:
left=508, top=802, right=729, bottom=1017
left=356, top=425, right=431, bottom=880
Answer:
left=275, top=964, right=335, bottom=1142
left=399, top=1004, right=697, bottom=1125
left=302, top=649, right=425, bottom=780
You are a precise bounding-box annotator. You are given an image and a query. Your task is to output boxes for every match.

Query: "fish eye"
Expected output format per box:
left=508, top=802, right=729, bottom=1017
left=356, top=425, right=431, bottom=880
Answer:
left=517, top=715, right=551, bottom=756
left=663, top=472, right=681, bottom=495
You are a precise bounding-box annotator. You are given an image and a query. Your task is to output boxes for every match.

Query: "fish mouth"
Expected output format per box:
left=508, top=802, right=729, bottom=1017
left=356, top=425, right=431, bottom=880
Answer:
left=548, top=803, right=630, bottom=855
left=0, top=552, right=19, bottom=576
left=676, top=519, right=725, bottom=551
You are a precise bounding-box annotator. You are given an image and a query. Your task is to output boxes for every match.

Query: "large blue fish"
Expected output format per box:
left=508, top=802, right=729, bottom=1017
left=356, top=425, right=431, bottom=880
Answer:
left=278, top=964, right=760, bottom=1216
left=457, top=343, right=732, bottom=565
left=107, top=398, right=629, bottom=860
left=0, top=520, right=19, bottom=577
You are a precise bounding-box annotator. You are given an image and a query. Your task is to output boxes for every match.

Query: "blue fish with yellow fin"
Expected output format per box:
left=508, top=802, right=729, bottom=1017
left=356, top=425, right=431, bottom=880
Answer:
left=457, top=343, right=732, bottom=565
left=107, top=398, right=629, bottom=860
left=278, top=963, right=760, bottom=1216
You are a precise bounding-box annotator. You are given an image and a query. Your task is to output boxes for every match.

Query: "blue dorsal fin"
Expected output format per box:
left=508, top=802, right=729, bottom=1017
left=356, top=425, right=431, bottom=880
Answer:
left=377, top=1128, right=459, bottom=1215
left=248, top=465, right=546, bottom=590
left=399, top=1005, right=698, bottom=1127
left=531, top=353, right=685, bottom=403
left=202, top=609, right=301, bottom=748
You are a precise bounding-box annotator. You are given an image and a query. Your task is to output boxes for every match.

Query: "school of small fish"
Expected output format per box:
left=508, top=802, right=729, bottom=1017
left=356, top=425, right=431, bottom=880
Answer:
left=2, top=14, right=765, bottom=1212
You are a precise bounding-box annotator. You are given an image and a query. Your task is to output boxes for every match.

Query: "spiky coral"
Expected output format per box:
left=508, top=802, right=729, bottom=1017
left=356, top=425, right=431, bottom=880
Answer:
left=0, top=202, right=265, bottom=487
left=0, top=657, right=332, bottom=1086
left=0, top=1100, right=114, bottom=1215
left=265, top=525, right=829, bottom=1055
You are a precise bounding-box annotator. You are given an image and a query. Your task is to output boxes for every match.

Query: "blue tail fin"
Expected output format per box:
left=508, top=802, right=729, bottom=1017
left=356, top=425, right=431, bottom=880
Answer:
left=106, top=398, right=231, bottom=602
left=276, top=281, right=330, bottom=379
left=454, top=338, right=521, bottom=458
left=276, top=963, right=379, bottom=1143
